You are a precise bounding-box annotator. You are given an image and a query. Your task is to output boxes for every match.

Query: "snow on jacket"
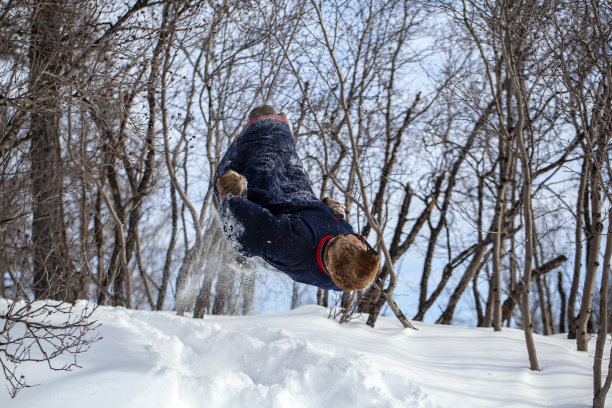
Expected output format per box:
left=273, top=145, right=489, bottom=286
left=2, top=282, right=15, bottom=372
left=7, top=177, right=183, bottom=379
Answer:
left=213, top=114, right=354, bottom=291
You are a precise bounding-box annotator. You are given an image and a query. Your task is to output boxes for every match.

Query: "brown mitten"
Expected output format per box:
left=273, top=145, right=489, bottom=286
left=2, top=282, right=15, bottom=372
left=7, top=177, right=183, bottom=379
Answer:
left=247, top=105, right=277, bottom=122
left=323, top=197, right=347, bottom=220
left=217, top=170, right=248, bottom=197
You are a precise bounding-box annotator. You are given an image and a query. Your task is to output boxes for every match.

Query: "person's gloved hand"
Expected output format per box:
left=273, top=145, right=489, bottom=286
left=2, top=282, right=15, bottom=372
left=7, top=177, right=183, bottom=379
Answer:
left=217, top=170, right=248, bottom=198
left=323, top=197, right=347, bottom=220
left=247, top=105, right=287, bottom=122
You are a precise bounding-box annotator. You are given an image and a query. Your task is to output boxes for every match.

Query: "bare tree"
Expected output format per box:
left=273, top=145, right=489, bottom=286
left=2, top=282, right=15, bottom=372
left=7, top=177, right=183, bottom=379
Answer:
left=0, top=298, right=100, bottom=398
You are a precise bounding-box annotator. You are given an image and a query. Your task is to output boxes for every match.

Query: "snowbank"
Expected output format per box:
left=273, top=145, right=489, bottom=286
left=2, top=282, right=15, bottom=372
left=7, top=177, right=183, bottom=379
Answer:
left=2, top=304, right=602, bottom=407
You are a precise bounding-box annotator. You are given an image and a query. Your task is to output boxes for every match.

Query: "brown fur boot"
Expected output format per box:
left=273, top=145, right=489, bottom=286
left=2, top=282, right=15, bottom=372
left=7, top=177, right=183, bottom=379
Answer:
left=247, top=105, right=277, bottom=122
left=324, top=235, right=380, bottom=290
left=217, top=170, right=247, bottom=197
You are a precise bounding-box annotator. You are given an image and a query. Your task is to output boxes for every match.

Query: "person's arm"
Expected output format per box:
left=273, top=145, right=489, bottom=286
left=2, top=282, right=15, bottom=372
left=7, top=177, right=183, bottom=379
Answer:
left=218, top=195, right=292, bottom=257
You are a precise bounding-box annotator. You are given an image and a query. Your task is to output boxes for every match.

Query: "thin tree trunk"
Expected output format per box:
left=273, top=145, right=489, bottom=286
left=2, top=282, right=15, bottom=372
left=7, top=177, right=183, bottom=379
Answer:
left=94, top=190, right=105, bottom=301
left=157, top=183, right=178, bottom=310
left=474, top=172, right=485, bottom=327
left=212, top=265, right=235, bottom=315
left=341, top=291, right=352, bottom=310
left=317, top=289, right=328, bottom=307
left=518, top=173, right=539, bottom=370
left=491, top=135, right=515, bottom=330
left=577, top=166, right=603, bottom=352
left=291, top=283, right=300, bottom=309
left=569, top=157, right=588, bottom=338
left=241, top=270, right=256, bottom=315
left=134, top=226, right=155, bottom=309
left=77, top=160, right=91, bottom=300
left=473, top=271, right=484, bottom=326
left=544, top=275, right=555, bottom=334
left=419, top=222, right=444, bottom=317
left=593, top=211, right=612, bottom=407
left=557, top=271, right=567, bottom=334
left=484, top=263, right=494, bottom=327
left=536, top=277, right=551, bottom=335
left=174, top=243, right=204, bottom=315
left=515, top=108, right=540, bottom=371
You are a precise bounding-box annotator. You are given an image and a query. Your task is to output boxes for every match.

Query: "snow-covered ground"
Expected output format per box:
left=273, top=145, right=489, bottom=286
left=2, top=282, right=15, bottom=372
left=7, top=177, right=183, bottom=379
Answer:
left=2, top=303, right=605, bottom=408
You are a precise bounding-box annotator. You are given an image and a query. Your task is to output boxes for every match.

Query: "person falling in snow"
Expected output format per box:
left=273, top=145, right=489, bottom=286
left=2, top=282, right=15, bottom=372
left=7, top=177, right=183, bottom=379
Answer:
left=214, top=105, right=381, bottom=291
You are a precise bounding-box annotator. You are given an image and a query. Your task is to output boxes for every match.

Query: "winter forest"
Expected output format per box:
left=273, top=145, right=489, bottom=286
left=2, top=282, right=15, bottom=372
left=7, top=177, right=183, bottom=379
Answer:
left=0, top=0, right=611, bottom=406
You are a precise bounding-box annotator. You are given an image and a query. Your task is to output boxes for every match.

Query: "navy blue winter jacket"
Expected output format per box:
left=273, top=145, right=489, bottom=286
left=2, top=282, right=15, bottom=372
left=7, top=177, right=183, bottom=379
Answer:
left=213, top=114, right=354, bottom=291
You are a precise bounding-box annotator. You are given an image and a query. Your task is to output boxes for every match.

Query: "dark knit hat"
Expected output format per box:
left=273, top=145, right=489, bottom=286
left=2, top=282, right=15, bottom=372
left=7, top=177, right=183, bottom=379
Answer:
left=324, top=234, right=380, bottom=290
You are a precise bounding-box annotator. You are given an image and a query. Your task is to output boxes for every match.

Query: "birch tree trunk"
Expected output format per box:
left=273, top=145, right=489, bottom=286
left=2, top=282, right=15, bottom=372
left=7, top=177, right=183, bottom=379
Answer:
left=568, top=158, right=588, bottom=339
left=577, top=166, right=603, bottom=352
left=491, top=133, right=514, bottom=331
left=514, top=101, right=540, bottom=370
left=593, top=211, right=612, bottom=408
